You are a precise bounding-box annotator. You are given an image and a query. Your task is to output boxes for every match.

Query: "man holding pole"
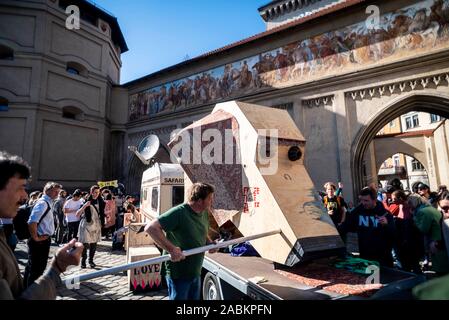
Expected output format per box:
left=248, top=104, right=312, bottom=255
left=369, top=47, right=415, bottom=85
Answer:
left=145, top=182, right=217, bottom=300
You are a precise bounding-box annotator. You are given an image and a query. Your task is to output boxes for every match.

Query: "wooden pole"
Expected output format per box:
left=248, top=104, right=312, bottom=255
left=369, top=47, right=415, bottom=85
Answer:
left=63, top=229, right=281, bottom=283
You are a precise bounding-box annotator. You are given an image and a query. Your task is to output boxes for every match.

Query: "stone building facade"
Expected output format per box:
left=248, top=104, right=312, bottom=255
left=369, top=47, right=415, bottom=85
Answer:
left=2, top=0, right=449, bottom=202
left=0, top=0, right=128, bottom=191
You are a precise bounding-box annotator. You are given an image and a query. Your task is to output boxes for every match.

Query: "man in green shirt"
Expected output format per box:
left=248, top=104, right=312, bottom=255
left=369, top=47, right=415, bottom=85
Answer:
left=408, top=195, right=449, bottom=275
left=145, top=182, right=216, bottom=300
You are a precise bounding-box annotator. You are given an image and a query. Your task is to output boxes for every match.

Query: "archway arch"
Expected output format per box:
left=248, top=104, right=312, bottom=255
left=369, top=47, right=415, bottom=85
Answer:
left=351, top=93, right=449, bottom=198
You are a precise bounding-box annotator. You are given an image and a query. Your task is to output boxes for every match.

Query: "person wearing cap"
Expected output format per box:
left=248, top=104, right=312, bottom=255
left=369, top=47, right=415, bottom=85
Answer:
left=24, top=182, right=64, bottom=287
left=63, top=189, right=83, bottom=241
left=28, top=191, right=40, bottom=206
left=417, top=183, right=439, bottom=208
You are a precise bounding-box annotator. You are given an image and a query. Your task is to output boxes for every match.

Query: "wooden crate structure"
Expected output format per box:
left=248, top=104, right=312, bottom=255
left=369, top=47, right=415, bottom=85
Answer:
left=125, top=223, right=155, bottom=247
left=125, top=223, right=154, bottom=257
left=168, top=101, right=345, bottom=266
left=127, top=246, right=163, bottom=292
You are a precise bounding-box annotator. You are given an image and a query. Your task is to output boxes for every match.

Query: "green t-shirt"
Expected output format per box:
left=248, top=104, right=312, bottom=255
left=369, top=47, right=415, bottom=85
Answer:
left=414, top=205, right=449, bottom=274
left=158, top=203, right=209, bottom=279
left=413, top=273, right=449, bottom=300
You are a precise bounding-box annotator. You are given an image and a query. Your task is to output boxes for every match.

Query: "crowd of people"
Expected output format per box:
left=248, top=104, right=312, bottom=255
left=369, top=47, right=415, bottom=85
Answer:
left=319, top=180, right=449, bottom=277
left=6, top=185, right=141, bottom=267
left=2, top=149, right=449, bottom=300
left=0, top=151, right=144, bottom=299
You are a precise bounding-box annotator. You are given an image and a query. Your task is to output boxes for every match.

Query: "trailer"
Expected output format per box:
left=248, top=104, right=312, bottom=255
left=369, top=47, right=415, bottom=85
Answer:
left=139, top=162, right=185, bottom=221
left=201, top=253, right=425, bottom=300
left=138, top=162, right=425, bottom=300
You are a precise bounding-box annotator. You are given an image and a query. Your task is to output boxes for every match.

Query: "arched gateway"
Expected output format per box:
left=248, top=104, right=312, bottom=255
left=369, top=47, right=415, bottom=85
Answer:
left=351, top=93, right=449, bottom=200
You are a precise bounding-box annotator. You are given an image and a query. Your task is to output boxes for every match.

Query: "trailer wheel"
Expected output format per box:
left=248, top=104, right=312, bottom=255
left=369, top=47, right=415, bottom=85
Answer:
left=202, top=272, right=222, bottom=300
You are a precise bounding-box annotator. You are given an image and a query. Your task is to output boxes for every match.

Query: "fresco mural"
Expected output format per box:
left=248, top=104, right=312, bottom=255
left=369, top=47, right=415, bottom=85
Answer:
left=129, top=0, right=449, bottom=121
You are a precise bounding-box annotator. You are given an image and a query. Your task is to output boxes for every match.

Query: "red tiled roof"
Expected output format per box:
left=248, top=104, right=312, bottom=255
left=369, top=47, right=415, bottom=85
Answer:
left=375, top=129, right=436, bottom=139
left=196, top=0, right=365, bottom=59
left=123, top=0, right=366, bottom=87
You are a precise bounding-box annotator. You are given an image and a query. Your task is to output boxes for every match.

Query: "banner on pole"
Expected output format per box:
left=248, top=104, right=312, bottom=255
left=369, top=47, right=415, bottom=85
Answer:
left=98, top=180, right=118, bottom=189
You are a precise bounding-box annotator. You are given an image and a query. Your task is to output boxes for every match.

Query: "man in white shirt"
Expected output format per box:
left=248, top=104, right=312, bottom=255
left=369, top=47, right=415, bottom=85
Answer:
left=24, top=182, right=62, bottom=287
left=63, top=190, right=83, bottom=241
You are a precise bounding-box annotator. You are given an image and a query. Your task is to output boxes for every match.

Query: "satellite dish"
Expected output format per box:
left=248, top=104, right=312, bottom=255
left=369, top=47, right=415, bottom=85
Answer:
left=137, top=135, right=160, bottom=162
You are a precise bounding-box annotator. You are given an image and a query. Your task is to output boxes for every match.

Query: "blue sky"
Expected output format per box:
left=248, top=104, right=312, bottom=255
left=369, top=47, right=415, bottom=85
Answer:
left=92, top=0, right=269, bottom=84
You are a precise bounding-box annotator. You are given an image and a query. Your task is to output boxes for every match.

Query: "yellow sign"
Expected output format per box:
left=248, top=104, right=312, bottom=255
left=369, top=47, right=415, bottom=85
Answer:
left=98, top=180, right=118, bottom=189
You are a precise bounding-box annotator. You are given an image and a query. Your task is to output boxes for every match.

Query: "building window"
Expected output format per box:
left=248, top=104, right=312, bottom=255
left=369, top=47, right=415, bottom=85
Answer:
left=151, top=187, right=158, bottom=211
left=393, top=155, right=400, bottom=167
left=172, top=186, right=184, bottom=207
left=66, top=67, right=79, bottom=75
left=66, top=62, right=88, bottom=77
left=412, top=159, right=425, bottom=171
left=0, top=97, right=8, bottom=111
left=389, top=120, right=395, bottom=128
left=62, top=106, right=83, bottom=121
left=413, top=115, right=419, bottom=127
left=405, top=114, right=419, bottom=129
left=0, top=45, right=14, bottom=60
left=430, top=114, right=441, bottom=123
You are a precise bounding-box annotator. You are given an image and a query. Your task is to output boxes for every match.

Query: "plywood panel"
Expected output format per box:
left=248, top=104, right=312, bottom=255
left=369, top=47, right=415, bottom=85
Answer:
left=169, top=101, right=345, bottom=266
left=127, top=246, right=162, bottom=292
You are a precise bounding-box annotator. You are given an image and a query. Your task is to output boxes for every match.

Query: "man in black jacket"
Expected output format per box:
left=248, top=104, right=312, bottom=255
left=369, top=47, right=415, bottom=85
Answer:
left=338, top=187, right=396, bottom=267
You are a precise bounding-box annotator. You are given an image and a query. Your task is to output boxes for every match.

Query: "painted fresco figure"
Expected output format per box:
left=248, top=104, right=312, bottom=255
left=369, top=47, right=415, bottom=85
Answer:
left=239, top=60, right=252, bottom=90
left=273, top=50, right=289, bottom=82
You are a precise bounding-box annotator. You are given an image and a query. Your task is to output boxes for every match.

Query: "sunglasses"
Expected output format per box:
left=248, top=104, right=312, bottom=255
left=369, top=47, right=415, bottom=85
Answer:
left=441, top=206, right=449, bottom=212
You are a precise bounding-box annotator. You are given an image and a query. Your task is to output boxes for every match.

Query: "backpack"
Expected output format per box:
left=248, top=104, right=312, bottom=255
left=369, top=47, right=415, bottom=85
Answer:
left=323, top=196, right=342, bottom=209
left=13, top=201, right=51, bottom=240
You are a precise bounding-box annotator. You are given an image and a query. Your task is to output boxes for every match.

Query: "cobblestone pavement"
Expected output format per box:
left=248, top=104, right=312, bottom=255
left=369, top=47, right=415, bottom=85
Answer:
left=14, top=239, right=168, bottom=300
left=13, top=234, right=360, bottom=300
